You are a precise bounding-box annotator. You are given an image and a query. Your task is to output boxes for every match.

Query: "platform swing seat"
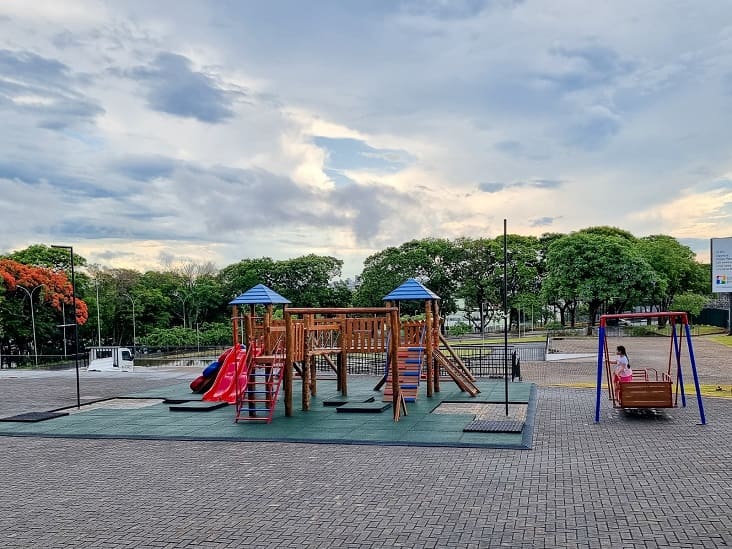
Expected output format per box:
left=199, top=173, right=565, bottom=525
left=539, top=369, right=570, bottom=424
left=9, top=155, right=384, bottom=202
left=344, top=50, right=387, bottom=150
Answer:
left=594, top=312, right=706, bottom=424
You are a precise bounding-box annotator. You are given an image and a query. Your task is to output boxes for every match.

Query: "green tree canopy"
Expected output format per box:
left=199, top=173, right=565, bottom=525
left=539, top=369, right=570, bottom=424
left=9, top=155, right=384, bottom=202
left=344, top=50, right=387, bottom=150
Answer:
left=543, top=231, right=662, bottom=328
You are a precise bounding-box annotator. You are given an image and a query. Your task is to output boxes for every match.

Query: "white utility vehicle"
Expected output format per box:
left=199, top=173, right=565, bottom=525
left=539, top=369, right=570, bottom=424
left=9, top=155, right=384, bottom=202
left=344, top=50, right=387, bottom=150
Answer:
left=87, top=347, right=134, bottom=372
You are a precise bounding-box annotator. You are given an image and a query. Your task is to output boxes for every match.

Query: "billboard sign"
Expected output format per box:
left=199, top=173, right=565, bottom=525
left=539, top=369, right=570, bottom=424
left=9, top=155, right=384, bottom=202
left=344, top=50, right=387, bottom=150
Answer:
left=711, top=237, right=732, bottom=293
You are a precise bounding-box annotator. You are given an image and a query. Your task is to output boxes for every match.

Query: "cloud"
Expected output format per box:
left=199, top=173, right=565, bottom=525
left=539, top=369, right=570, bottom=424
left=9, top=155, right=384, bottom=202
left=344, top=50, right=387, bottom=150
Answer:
left=3, top=2, right=732, bottom=278
left=478, top=182, right=507, bottom=193
left=529, top=217, right=558, bottom=227
left=478, top=179, right=565, bottom=193
left=130, top=52, right=238, bottom=123
left=110, top=155, right=177, bottom=182
left=543, top=44, right=632, bottom=92
left=314, top=136, right=414, bottom=173
left=0, top=48, right=103, bottom=128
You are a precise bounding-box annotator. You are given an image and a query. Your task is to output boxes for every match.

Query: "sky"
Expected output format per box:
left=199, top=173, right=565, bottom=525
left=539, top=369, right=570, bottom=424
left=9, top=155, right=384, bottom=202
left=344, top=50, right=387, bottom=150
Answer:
left=1, top=0, right=731, bottom=278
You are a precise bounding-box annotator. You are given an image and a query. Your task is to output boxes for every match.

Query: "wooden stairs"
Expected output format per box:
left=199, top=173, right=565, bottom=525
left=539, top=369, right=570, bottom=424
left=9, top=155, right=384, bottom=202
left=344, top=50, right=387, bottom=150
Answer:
left=383, top=346, right=424, bottom=403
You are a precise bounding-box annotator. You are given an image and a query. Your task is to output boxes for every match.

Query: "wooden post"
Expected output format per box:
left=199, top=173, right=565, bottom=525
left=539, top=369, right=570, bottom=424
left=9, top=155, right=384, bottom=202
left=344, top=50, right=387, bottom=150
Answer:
left=390, top=308, right=401, bottom=421
left=284, top=310, right=293, bottom=417
left=309, top=354, right=317, bottom=396
left=231, top=305, right=239, bottom=348
left=302, top=313, right=311, bottom=411
left=265, top=304, right=273, bottom=354
left=340, top=316, right=348, bottom=397
left=425, top=300, right=434, bottom=398
left=433, top=300, right=441, bottom=393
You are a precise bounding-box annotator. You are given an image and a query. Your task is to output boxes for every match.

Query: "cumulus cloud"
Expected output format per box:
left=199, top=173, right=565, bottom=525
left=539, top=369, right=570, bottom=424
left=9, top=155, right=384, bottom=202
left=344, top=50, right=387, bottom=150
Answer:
left=478, top=179, right=565, bottom=193
left=2, top=2, right=732, bottom=277
left=0, top=48, right=103, bottom=129
left=130, top=52, right=238, bottom=123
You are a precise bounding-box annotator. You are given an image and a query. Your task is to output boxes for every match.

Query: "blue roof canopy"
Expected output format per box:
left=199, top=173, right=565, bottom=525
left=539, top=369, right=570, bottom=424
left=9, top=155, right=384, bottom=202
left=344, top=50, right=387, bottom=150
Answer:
left=229, top=284, right=291, bottom=305
left=382, top=278, right=441, bottom=301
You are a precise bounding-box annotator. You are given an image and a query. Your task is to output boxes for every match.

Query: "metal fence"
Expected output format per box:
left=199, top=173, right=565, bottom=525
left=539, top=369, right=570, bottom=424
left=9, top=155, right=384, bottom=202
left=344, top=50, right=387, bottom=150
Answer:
left=1, top=341, right=546, bottom=374
left=311, top=342, right=545, bottom=379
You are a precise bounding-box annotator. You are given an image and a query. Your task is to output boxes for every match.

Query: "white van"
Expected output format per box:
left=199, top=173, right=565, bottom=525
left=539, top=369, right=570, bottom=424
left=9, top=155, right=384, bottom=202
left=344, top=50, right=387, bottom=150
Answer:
left=87, top=347, right=135, bottom=372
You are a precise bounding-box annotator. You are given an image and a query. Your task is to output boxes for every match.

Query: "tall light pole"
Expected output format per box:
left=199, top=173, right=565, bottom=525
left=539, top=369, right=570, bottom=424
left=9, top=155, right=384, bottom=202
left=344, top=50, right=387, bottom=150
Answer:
left=52, top=245, right=80, bottom=409
left=17, top=284, right=44, bottom=366
left=124, top=293, right=136, bottom=351
left=95, top=276, right=102, bottom=346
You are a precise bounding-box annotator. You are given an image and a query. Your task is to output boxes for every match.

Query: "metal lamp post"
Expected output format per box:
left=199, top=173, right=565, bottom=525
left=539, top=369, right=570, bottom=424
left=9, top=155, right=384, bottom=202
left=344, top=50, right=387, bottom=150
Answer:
left=52, top=245, right=80, bottom=409
left=17, top=284, right=44, bottom=366
left=95, top=276, right=102, bottom=346
left=124, top=293, right=136, bottom=351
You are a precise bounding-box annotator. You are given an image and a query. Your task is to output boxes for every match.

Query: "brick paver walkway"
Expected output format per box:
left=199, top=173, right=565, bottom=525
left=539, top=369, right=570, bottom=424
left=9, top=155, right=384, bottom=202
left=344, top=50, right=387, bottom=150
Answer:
left=1, top=336, right=731, bottom=548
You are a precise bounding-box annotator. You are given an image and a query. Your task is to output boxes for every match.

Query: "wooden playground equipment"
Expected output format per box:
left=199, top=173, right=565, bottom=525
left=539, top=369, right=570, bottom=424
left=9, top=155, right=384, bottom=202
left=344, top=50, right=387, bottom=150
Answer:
left=230, top=280, right=479, bottom=422
left=594, top=312, right=706, bottom=424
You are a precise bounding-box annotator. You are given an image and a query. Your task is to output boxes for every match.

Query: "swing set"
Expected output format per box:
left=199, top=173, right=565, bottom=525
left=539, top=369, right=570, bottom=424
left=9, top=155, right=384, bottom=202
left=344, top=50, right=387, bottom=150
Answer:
left=594, top=312, right=706, bottom=424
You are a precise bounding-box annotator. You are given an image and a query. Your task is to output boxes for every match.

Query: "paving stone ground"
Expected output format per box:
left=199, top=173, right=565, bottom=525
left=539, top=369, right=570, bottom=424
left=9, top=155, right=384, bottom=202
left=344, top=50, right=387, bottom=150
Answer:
left=1, top=336, right=731, bottom=548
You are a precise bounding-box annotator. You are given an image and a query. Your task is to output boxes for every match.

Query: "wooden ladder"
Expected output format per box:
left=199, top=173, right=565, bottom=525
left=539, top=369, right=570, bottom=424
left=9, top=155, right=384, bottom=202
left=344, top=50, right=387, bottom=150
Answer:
left=235, top=349, right=285, bottom=424
left=433, top=349, right=480, bottom=396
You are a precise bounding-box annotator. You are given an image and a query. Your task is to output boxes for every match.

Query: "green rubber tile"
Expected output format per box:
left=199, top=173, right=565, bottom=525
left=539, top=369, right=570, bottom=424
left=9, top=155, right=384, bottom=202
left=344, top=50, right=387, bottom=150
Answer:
left=1, top=377, right=537, bottom=448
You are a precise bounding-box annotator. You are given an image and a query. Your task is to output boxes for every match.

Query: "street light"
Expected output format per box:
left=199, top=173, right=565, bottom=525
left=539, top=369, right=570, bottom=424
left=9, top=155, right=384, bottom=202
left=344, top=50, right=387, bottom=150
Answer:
left=52, top=245, right=80, bottom=409
left=95, top=275, right=102, bottom=346
left=17, top=284, right=44, bottom=366
left=124, top=293, right=136, bottom=351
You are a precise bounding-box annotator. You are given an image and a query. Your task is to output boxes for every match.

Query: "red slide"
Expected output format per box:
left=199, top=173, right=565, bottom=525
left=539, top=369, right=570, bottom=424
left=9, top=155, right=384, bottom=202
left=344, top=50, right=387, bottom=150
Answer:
left=202, top=345, right=250, bottom=404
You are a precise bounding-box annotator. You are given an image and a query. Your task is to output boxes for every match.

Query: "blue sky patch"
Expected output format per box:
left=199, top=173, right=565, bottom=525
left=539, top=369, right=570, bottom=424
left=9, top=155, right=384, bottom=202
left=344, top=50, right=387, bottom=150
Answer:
left=314, top=136, right=413, bottom=173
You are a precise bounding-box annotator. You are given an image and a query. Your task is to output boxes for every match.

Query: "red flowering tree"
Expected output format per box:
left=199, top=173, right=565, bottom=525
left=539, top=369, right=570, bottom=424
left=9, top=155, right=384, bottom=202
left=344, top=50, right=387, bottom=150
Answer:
left=0, top=259, right=88, bottom=324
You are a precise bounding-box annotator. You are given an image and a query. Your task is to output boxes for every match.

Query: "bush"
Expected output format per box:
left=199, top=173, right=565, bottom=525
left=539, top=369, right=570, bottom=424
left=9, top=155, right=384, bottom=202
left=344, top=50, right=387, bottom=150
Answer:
left=447, top=322, right=472, bottom=337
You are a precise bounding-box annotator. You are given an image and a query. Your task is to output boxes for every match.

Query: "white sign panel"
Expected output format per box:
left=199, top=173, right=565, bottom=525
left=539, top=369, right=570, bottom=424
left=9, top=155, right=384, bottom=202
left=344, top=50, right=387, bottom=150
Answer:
left=711, top=237, right=732, bottom=293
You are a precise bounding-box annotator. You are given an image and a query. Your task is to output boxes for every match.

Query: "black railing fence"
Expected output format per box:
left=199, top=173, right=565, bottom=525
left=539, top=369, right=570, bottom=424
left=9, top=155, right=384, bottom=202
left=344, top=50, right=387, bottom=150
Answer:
left=311, top=342, right=544, bottom=379
left=1, top=342, right=545, bottom=376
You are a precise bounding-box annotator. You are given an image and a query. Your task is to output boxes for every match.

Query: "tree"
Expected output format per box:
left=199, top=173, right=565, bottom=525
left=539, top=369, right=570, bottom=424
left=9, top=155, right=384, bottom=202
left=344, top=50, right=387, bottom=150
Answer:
left=273, top=255, right=347, bottom=307
left=220, top=255, right=350, bottom=308
left=6, top=244, right=87, bottom=272
left=354, top=238, right=459, bottom=313
left=219, top=258, right=279, bottom=300
left=637, top=235, right=702, bottom=314
left=0, top=259, right=89, bottom=355
left=671, top=293, right=707, bottom=317
left=453, top=237, right=503, bottom=333
left=543, top=232, right=662, bottom=330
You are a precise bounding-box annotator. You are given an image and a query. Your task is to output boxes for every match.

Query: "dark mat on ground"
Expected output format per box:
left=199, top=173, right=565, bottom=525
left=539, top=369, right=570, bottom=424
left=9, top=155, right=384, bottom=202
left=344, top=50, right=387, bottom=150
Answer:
left=463, top=419, right=525, bottom=433
left=323, top=399, right=349, bottom=407
left=0, top=411, right=70, bottom=422
left=163, top=398, right=203, bottom=404
left=168, top=401, right=228, bottom=412
left=336, top=401, right=390, bottom=413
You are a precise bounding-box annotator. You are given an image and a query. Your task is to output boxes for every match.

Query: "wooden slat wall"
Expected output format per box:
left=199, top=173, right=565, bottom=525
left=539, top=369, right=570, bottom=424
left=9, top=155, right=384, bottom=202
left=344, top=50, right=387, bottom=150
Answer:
left=344, top=317, right=388, bottom=353
left=402, top=321, right=426, bottom=346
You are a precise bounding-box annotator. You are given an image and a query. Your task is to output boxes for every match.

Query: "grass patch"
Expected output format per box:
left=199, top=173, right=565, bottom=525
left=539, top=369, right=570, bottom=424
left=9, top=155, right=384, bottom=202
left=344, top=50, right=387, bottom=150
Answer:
left=709, top=334, right=732, bottom=347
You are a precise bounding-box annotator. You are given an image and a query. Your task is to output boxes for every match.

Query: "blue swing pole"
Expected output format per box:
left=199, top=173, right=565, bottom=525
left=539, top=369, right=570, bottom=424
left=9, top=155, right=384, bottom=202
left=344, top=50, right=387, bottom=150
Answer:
left=683, top=317, right=706, bottom=425
left=671, top=318, right=687, bottom=407
left=594, top=323, right=606, bottom=423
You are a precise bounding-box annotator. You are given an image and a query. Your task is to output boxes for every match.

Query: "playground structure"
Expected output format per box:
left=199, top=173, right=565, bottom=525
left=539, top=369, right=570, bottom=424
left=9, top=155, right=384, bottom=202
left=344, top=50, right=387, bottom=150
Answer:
left=594, top=312, right=706, bottom=424
left=204, top=280, right=480, bottom=422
